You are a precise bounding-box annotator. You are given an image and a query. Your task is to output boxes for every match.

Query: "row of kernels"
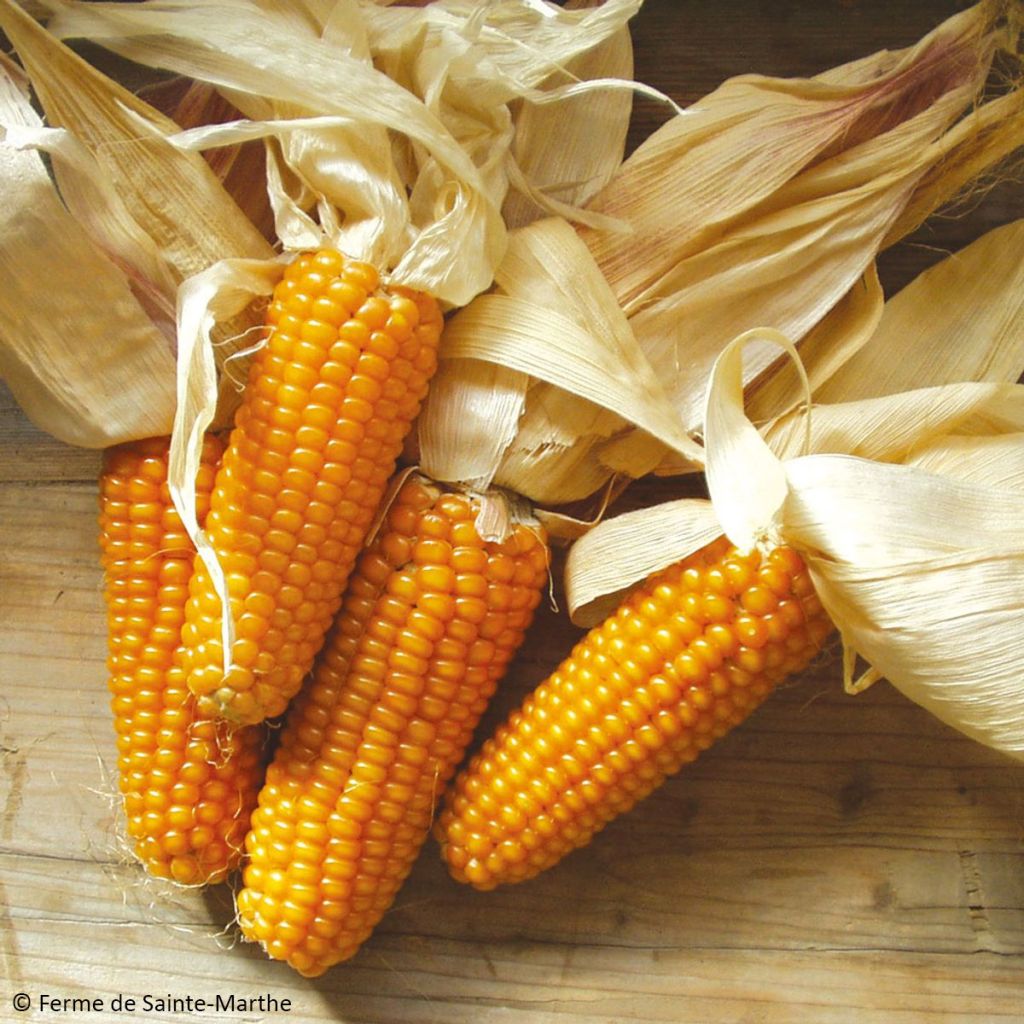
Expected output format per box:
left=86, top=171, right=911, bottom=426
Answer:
left=438, top=542, right=830, bottom=889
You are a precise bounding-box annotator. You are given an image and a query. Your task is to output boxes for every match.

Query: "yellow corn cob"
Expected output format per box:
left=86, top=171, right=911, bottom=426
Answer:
left=99, top=436, right=265, bottom=885
left=236, top=475, right=549, bottom=976
left=437, top=537, right=833, bottom=889
left=183, top=249, right=443, bottom=725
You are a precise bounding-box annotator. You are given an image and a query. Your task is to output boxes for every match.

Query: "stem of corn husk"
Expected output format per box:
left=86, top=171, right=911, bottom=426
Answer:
left=416, top=0, right=1024, bottom=511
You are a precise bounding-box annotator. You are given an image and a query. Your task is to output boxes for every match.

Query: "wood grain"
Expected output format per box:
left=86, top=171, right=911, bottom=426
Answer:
left=2, top=2, right=1024, bottom=1022
left=0, top=382, right=102, bottom=483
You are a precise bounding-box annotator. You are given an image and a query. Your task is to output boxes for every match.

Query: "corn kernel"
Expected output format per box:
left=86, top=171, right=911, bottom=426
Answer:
left=236, top=475, right=548, bottom=975
left=183, top=252, right=444, bottom=724
left=437, top=539, right=832, bottom=890
left=98, top=437, right=265, bottom=886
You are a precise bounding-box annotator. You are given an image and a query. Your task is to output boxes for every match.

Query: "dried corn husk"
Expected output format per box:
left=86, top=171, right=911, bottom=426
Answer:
left=415, top=1, right=1024, bottom=507
left=418, top=217, right=703, bottom=497
left=39, top=0, right=648, bottom=433
left=0, top=52, right=177, bottom=447
left=0, top=0, right=273, bottom=446
left=781, top=218, right=1024, bottom=408
left=721, top=337, right=1024, bottom=759
left=501, top=0, right=635, bottom=229
left=50, top=0, right=647, bottom=290
left=564, top=217, right=1024, bottom=757
left=1, top=0, right=647, bottom=451
left=567, top=211, right=1024, bottom=624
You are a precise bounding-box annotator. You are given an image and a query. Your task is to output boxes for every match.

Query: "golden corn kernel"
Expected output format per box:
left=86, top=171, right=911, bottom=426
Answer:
left=437, top=537, right=832, bottom=890
left=184, top=253, right=444, bottom=725
left=98, top=437, right=266, bottom=885
left=237, top=476, right=549, bottom=976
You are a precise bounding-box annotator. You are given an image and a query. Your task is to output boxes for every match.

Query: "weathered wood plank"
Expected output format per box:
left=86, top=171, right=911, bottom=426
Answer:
left=3, top=853, right=1023, bottom=1024
left=0, top=381, right=102, bottom=484
left=1, top=483, right=1023, bottom=1024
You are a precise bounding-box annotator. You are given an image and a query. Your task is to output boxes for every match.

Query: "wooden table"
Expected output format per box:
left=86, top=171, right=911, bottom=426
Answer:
left=2, top=2, right=1023, bottom=1021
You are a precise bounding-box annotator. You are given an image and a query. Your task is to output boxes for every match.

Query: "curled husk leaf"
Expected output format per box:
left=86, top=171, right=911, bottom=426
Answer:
left=566, top=306, right=1024, bottom=758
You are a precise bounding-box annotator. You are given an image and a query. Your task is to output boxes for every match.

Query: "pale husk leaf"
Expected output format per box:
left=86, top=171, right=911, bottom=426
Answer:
left=167, top=114, right=411, bottom=275
left=0, top=0, right=277, bottom=449
left=0, top=0, right=272, bottom=282
left=361, top=0, right=647, bottom=237
left=51, top=0, right=506, bottom=305
left=168, top=257, right=285, bottom=675
left=781, top=454, right=1024, bottom=759
left=565, top=499, right=722, bottom=628
left=501, top=1, right=635, bottom=228
left=764, top=381, right=1024, bottom=464
left=568, top=331, right=1024, bottom=759
left=741, top=264, right=885, bottom=427
left=416, top=358, right=530, bottom=492
left=703, top=329, right=806, bottom=552
left=577, top=1, right=998, bottom=310
left=620, top=76, right=995, bottom=433
left=906, top=433, right=1024, bottom=491
left=364, top=0, right=641, bottom=98
left=491, top=393, right=630, bottom=507
left=416, top=217, right=701, bottom=501
left=4, top=121, right=177, bottom=332
left=882, top=86, right=1024, bottom=249
left=749, top=217, right=1024, bottom=455
left=442, top=2, right=1020, bottom=506
left=434, top=292, right=694, bottom=459
left=812, top=218, right=1024, bottom=403
left=0, top=53, right=177, bottom=447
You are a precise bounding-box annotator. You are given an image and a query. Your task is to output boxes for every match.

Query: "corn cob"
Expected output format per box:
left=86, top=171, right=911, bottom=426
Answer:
left=436, top=536, right=833, bottom=889
left=99, top=436, right=265, bottom=885
left=183, top=249, right=443, bottom=725
left=236, top=475, right=549, bottom=976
